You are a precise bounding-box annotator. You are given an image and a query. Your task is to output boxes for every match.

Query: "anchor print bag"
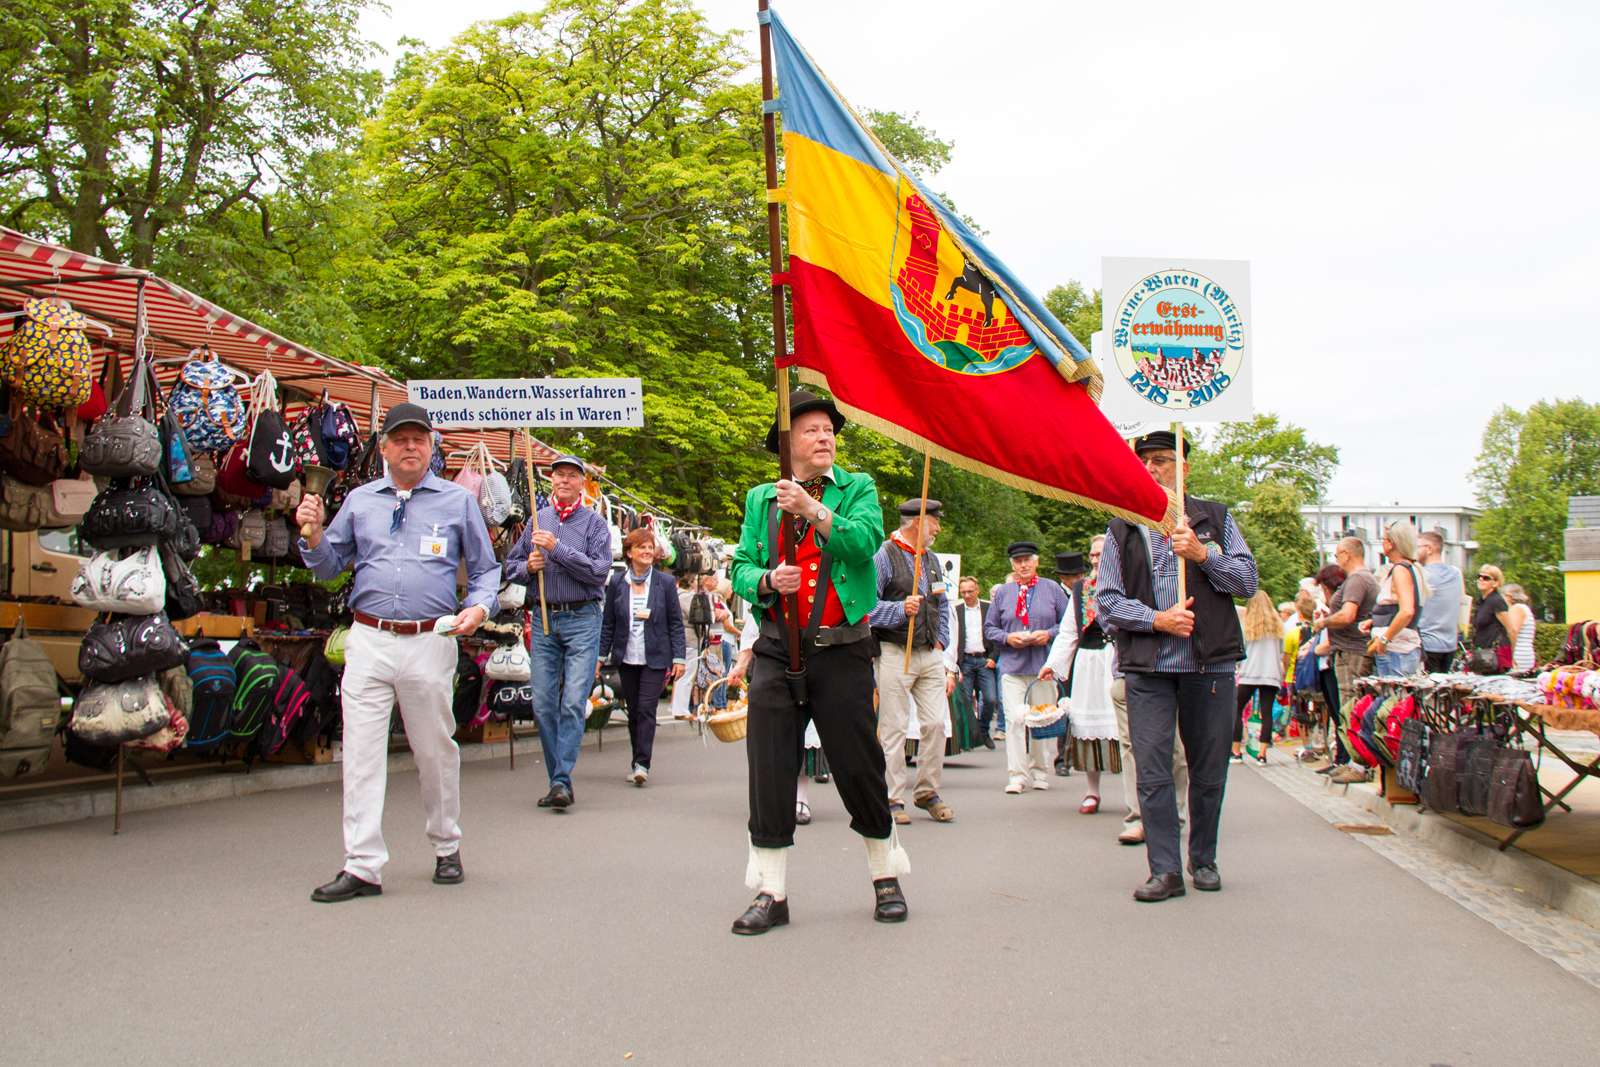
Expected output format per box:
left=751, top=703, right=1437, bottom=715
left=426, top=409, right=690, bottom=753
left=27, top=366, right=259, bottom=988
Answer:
left=244, top=369, right=297, bottom=490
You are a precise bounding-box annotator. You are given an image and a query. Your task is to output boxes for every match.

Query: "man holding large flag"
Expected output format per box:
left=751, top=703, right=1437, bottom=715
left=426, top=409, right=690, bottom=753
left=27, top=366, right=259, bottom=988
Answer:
left=728, top=390, right=909, bottom=935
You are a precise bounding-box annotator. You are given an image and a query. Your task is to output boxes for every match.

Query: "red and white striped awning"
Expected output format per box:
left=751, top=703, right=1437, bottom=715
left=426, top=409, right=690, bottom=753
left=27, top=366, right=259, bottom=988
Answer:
left=0, top=227, right=559, bottom=468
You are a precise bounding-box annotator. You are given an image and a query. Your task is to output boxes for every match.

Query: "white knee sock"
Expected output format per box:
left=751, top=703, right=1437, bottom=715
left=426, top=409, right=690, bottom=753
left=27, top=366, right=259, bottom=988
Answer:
left=1085, top=769, right=1101, bottom=797
left=745, top=836, right=789, bottom=899
left=796, top=775, right=809, bottom=805
left=864, top=828, right=911, bottom=880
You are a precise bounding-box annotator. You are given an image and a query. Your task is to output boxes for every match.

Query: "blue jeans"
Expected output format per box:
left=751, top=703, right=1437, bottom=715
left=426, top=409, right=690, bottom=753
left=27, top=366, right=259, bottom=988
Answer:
left=1374, top=648, right=1422, bottom=676
left=529, top=602, right=602, bottom=790
left=957, top=653, right=999, bottom=730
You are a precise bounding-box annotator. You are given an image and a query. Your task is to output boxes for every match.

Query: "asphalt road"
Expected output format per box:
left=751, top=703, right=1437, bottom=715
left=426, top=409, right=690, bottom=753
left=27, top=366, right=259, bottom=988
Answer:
left=4, top=730, right=1599, bottom=1066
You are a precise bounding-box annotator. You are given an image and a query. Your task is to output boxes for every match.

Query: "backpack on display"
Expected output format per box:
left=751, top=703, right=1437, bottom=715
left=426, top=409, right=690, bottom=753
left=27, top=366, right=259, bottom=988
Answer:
left=1, top=298, right=95, bottom=411
left=319, top=395, right=362, bottom=471
left=184, top=638, right=237, bottom=752
left=290, top=403, right=330, bottom=473
left=687, top=592, right=713, bottom=632
left=169, top=349, right=248, bottom=453
left=255, top=667, right=313, bottom=757
left=323, top=625, right=349, bottom=668
left=290, top=650, right=342, bottom=744
left=453, top=646, right=484, bottom=725
left=227, top=640, right=283, bottom=746
left=0, top=619, right=64, bottom=778
left=244, top=371, right=297, bottom=490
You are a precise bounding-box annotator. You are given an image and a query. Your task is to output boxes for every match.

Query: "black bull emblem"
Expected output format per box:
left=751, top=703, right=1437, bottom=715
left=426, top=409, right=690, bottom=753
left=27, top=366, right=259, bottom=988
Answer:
left=943, top=261, right=998, bottom=327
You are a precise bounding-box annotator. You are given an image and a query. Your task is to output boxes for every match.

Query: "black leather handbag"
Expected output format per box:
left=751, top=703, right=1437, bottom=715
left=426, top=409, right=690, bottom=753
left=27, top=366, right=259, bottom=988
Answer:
left=79, top=476, right=181, bottom=550
left=1458, top=736, right=1502, bottom=817
left=1424, top=731, right=1461, bottom=812
left=1395, top=718, right=1429, bottom=795
left=79, top=612, right=190, bottom=683
left=81, top=358, right=162, bottom=478
left=160, top=542, right=205, bottom=621
left=1487, top=749, right=1545, bottom=828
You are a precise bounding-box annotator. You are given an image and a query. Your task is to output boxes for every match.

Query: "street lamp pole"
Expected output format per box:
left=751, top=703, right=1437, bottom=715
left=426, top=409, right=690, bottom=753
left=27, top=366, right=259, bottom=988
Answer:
left=1266, top=459, right=1328, bottom=567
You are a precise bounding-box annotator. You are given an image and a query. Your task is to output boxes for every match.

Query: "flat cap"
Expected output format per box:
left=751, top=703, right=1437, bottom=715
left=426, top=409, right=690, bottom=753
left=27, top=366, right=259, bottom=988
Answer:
left=1132, top=429, right=1191, bottom=457
left=897, top=498, right=942, bottom=518
left=549, top=454, right=586, bottom=474
left=1006, top=541, right=1039, bottom=559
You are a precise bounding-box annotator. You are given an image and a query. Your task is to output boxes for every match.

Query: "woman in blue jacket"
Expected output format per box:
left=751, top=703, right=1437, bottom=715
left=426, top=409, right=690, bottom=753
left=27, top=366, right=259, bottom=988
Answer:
left=600, top=529, right=687, bottom=785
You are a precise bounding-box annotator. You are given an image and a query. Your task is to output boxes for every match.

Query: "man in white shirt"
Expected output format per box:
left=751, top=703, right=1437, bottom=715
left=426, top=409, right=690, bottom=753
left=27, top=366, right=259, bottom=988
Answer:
left=943, top=576, right=999, bottom=749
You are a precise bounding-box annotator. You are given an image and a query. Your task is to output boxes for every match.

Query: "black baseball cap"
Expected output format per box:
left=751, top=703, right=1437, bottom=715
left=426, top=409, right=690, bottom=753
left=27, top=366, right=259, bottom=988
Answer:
left=381, top=403, right=433, bottom=435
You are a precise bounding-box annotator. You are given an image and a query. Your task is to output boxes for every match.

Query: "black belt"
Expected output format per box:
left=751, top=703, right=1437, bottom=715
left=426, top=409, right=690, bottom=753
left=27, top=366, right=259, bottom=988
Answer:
left=960, top=650, right=989, bottom=658
left=760, top=617, right=870, bottom=647
left=546, top=599, right=598, bottom=613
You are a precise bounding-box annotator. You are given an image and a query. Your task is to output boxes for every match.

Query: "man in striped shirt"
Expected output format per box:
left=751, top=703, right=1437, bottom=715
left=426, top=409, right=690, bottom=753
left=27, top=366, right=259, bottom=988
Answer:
left=1097, top=431, right=1258, bottom=902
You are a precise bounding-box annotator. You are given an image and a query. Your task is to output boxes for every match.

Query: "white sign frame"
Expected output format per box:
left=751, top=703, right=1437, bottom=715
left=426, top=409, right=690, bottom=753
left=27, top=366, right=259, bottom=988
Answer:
left=1098, top=258, right=1252, bottom=425
left=407, top=378, right=644, bottom=429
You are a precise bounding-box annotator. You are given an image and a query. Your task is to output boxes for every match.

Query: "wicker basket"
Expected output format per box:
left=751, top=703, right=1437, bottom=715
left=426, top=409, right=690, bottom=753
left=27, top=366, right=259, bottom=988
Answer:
left=698, top=677, right=748, bottom=743
left=1023, top=677, right=1069, bottom=739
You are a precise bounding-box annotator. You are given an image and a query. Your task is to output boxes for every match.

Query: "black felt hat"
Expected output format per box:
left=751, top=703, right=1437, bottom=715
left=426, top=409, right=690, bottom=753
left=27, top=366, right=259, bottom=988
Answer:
left=1006, top=541, right=1040, bottom=559
left=1055, top=551, right=1086, bottom=576
left=897, top=498, right=942, bottom=518
left=1132, top=429, right=1192, bottom=457
left=764, top=390, right=846, bottom=454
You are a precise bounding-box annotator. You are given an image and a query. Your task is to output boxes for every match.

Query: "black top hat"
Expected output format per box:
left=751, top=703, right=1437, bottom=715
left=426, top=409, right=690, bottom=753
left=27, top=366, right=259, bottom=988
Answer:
left=1055, top=551, right=1086, bottom=576
left=764, top=389, right=846, bottom=454
left=1006, top=541, right=1040, bottom=559
left=897, top=498, right=942, bottom=518
left=380, top=402, right=433, bottom=435
left=1132, top=429, right=1191, bottom=457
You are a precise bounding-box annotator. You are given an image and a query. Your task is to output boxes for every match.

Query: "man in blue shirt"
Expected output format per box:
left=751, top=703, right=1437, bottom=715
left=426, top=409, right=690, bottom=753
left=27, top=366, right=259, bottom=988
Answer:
left=296, top=403, right=500, bottom=902
left=1098, top=431, right=1258, bottom=902
left=503, top=454, right=612, bottom=810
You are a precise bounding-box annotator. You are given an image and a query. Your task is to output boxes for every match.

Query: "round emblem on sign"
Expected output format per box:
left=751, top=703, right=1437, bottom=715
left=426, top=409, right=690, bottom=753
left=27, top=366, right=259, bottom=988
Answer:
left=1109, top=270, right=1244, bottom=412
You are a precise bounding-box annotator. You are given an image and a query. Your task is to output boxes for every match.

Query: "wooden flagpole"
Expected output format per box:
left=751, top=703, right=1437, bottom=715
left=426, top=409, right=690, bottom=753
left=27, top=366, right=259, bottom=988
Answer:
left=1174, top=422, right=1186, bottom=604
left=903, top=451, right=931, bottom=672
left=523, top=430, right=550, bottom=636
left=759, top=0, right=803, bottom=677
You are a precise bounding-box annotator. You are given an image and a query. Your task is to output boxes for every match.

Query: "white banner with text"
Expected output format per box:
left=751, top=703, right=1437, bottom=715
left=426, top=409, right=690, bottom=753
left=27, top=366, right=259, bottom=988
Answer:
left=407, top=378, right=643, bottom=429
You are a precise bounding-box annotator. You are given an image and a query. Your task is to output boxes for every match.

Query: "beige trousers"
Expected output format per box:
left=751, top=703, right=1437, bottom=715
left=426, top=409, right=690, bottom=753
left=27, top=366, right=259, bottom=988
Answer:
left=1112, top=677, right=1187, bottom=829
left=876, top=645, right=947, bottom=805
left=1001, top=673, right=1052, bottom=786
left=340, top=624, right=462, bottom=884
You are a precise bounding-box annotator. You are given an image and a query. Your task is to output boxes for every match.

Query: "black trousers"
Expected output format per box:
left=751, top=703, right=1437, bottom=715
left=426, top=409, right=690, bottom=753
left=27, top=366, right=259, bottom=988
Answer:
left=1125, top=671, right=1234, bottom=877
left=1422, top=650, right=1454, bottom=673
left=747, top=633, right=891, bottom=848
left=1234, top=684, right=1279, bottom=746
left=617, top=663, right=667, bottom=770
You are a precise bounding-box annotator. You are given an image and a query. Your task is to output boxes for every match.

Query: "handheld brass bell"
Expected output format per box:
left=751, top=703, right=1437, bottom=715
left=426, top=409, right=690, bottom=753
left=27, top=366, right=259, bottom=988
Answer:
left=300, top=464, right=334, bottom=537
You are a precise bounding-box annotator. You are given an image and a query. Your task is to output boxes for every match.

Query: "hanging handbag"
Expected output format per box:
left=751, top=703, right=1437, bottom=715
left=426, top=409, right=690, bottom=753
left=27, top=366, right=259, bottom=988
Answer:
left=484, top=642, right=531, bottom=681
left=258, top=516, right=290, bottom=559
left=81, top=357, right=162, bottom=478
left=128, top=693, right=189, bottom=754
left=79, top=611, right=190, bottom=683
left=0, top=474, right=51, bottom=532
left=498, top=577, right=526, bottom=612
left=269, top=478, right=301, bottom=515
left=1466, top=647, right=1501, bottom=674
left=0, top=402, right=70, bottom=486
left=1487, top=748, right=1545, bottom=829
left=1457, top=735, right=1501, bottom=817
left=1424, top=731, right=1463, bottom=812
left=79, top=476, right=181, bottom=550
left=225, top=508, right=267, bottom=551
left=70, top=674, right=171, bottom=745
left=160, top=542, right=205, bottom=621
left=201, top=508, right=238, bottom=546
left=46, top=475, right=97, bottom=526
left=217, top=439, right=266, bottom=500
left=173, top=451, right=216, bottom=496
left=244, top=370, right=297, bottom=490
left=71, top=545, right=166, bottom=614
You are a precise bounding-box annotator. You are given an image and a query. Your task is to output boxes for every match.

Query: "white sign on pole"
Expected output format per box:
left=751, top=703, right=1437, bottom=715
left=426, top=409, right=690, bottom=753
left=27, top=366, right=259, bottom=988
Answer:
left=407, top=378, right=644, bottom=429
left=1098, top=258, right=1252, bottom=425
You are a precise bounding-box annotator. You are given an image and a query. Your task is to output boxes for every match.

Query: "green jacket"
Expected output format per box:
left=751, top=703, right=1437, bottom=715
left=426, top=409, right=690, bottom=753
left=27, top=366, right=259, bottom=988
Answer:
left=730, top=466, right=884, bottom=626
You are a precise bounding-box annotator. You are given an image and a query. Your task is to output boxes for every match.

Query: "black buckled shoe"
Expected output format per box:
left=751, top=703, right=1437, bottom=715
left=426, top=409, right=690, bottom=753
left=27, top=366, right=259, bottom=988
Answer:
left=873, top=877, right=908, bottom=923
left=434, top=852, right=464, bottom=885
left=1187, top=862, right=1222, bottom=892
left=731, top=893, right=789, bottom=935
left=1132, top=873, right=1186, bottom=902
left=311, top=870, right=382, bottom=903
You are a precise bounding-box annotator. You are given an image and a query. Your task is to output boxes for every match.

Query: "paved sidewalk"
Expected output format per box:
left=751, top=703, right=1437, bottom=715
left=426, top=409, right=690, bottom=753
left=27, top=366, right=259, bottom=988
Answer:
left=4, top=733, right=1599, bottom=1066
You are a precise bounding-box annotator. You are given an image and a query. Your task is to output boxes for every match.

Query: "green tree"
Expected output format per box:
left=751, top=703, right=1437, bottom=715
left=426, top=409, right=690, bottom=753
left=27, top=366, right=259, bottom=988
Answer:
left=1186, top=414, right=1338, bottom=510
left=1234, top=481, right=1318, bottom=603
left=1472, top=398, right=1600, bottom=619
left=1043, top=281, right=1101, bottom=346
left=0, top=0, right=378, bottom=267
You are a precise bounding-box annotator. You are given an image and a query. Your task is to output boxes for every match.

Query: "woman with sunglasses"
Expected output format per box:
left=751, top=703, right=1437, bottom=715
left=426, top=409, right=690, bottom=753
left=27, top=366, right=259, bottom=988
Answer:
left=1471, top=565, right=1514, bottom=673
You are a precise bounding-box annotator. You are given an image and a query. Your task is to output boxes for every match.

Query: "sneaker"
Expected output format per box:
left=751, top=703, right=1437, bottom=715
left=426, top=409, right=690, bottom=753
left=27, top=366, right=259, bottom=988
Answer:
left=1004, top=777, right=1025, bottom=794
left=629, top=764, right=648, bottom=786
left=1255, top=755, right=1269, bottom=766
left=993, top=730, right=1006, bottom=741
left=1229, top=753, right=1244, bottom=764
left=1031, top=776, right=1049, bottom=791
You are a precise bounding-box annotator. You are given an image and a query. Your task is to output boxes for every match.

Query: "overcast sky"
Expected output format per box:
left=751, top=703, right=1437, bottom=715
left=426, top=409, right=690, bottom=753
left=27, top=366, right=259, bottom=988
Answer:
left=360, top=0, right=1598, bottom=509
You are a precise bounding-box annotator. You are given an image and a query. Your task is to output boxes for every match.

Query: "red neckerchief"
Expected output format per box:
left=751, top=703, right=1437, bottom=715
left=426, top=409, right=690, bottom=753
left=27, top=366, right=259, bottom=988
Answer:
left=1015, top=575, right=1039, bottom=627
left=890, top=531, right=924, bottom=557
left=552, top=497, right=581, bottom=523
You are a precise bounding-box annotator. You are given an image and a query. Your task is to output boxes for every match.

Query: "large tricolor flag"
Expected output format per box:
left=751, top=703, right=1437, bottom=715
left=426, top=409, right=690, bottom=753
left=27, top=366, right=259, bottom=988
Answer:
left=769, top=10, right=1174, bottom=529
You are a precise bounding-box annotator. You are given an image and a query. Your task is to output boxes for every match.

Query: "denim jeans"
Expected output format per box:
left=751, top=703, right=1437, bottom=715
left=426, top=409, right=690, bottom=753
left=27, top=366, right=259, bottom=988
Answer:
left=957, top=653, right=999, bottom=730
left=529, top=602, right=602, bottom=790
left=1374, top=648, right=1422, bottom=676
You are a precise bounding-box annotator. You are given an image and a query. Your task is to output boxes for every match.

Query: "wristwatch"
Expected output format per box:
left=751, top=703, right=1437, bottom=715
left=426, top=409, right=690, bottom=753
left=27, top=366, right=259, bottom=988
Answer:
left=814, top=505, right=831, bottom=523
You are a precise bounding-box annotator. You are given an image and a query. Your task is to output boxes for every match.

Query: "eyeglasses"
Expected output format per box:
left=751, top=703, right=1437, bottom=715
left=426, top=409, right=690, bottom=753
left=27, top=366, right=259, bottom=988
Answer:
left=1477, top=575, right=1494, bottom=581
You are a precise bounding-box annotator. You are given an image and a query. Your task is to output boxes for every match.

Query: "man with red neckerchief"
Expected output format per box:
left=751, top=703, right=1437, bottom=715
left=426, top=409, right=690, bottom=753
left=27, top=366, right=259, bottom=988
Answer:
left=869, top=498, right=953, bottom=823
left=984, top=542, right=1071, bottom=794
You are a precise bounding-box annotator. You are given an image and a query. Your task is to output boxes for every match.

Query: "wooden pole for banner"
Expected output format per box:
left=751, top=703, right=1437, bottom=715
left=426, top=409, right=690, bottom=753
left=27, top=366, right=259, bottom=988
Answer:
left=1174, top=422, right=1187, bottom=605
left=759, top=0, right=803, bottom=677
left=903, top=451, right=931, bottom=673
left=522, top=430, right=550, bottom=637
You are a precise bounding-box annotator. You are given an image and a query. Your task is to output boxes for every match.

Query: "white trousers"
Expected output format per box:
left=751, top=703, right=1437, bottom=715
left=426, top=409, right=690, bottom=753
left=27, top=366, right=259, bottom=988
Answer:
left=340, top=623, right=461, bottom=884
left=875, top=646, right=947, bottom=805
left=1001, top=673, right=1051, bottom=785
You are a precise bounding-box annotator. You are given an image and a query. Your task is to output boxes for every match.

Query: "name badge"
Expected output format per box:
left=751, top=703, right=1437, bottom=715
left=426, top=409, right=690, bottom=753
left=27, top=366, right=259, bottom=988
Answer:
left=633, top=607, right=651, bottom=620
left=420, top=536, right=447, bottom=557
left=930, top=582, right=946, bottom=595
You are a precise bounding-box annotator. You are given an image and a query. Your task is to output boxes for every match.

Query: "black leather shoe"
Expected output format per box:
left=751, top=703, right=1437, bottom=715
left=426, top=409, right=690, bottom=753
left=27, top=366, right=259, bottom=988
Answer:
left=980, top=733, right=995, bottom=750
left=538, top=784, right=573, bottom=809
left=536, top=788, right=557, bottom=807
left=1054, top=759, right=1071, bottom=777
left=434, top=852, right=464, bottom=885
left=731, top=893, right=789, bottom=935
left=311, top=871, right=382, bottom=903
left=873, top=877, right=908, bottom=922
left=1188, top=862, right=1222, bottom=891
left=1132, top=873, right=1186, bottom=902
